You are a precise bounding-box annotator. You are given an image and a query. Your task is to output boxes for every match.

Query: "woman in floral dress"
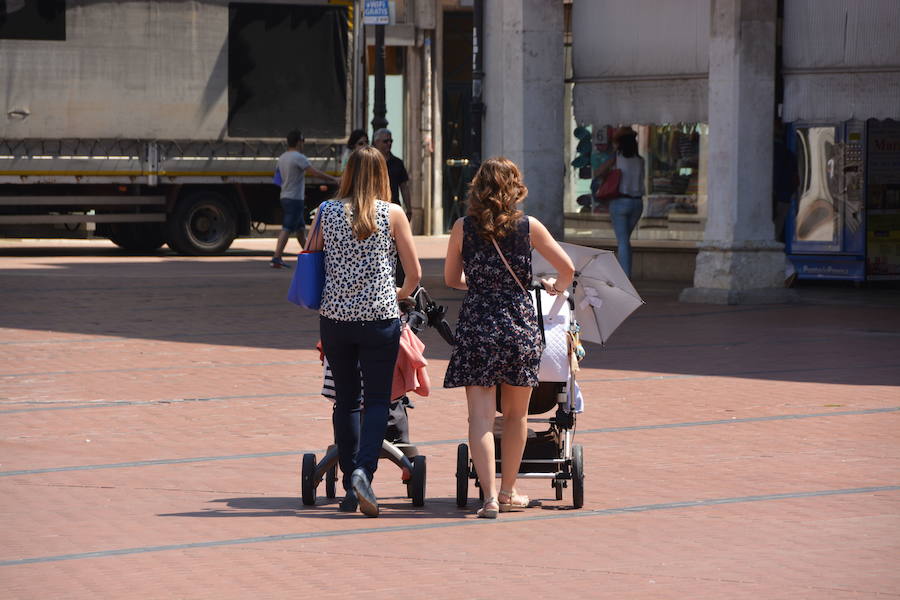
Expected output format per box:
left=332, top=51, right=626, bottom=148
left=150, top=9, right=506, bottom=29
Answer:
left=444, top=157, right=574, bottom=518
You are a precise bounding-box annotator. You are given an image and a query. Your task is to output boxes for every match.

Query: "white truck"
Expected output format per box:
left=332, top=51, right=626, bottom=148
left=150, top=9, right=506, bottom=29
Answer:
left=0, top=0, right=360, bottom=254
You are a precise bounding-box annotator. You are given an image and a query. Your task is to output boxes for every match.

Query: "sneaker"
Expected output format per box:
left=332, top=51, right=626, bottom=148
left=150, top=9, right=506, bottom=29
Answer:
left=351, top=468, right=379, bottom=517
left=270, top=257, right=289, bottom=269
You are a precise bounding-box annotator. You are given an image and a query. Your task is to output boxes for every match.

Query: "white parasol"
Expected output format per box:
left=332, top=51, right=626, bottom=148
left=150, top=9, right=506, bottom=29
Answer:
left=532, top=242, right=644, bottom=344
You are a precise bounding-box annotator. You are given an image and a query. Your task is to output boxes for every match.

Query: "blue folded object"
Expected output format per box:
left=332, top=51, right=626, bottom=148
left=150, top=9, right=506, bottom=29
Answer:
left=287, top=212, right=324, bottom=309
left=287, top=250, right=324, bottom=309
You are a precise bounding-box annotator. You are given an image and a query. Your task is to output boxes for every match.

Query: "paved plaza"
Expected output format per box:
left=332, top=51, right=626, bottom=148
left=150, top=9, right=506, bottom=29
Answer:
left=1, top=237, right=898, bottom=599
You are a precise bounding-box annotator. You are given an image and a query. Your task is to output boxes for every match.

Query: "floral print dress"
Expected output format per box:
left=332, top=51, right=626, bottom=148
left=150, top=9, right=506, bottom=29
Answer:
left=443, top=216, right=543, bottom=388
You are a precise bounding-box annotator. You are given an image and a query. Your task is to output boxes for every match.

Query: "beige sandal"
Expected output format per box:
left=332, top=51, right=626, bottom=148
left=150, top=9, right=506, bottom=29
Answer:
left=477, top=497, right=499, bottom=519
left=498, top=489, right=530, bottom=512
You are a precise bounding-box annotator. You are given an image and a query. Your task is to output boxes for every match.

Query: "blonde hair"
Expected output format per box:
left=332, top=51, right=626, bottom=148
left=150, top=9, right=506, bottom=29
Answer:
left=466, top=157, right=527, bottom=240
left=336, top=146, right=391, bottom=240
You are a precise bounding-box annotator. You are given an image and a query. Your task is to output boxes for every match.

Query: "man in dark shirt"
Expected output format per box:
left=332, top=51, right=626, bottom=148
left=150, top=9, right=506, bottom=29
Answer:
left=373, top=128, right=411, bottom=285
left=373, top=128, right=411, bottom=221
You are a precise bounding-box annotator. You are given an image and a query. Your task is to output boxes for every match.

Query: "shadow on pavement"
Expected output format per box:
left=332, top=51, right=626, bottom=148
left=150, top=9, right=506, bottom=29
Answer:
left=2, top=249, right=899, bottom=387
left=158, top=495, right=469, bottom=520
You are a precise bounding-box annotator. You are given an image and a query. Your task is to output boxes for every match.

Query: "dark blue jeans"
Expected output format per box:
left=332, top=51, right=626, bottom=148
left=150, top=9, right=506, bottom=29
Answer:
left=609, top=196, right=644, bottom=277
left=319, top=316, right=400, bottom=492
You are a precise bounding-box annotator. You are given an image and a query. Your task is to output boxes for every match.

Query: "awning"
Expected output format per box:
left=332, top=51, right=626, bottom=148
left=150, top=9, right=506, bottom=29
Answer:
left=782, top=0, right=900, bottom=122
left=571, top=0, right=710, bottom=125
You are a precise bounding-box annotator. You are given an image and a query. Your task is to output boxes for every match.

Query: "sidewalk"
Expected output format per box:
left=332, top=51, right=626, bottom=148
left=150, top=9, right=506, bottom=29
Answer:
left=1, top=237, right=898, bottom=599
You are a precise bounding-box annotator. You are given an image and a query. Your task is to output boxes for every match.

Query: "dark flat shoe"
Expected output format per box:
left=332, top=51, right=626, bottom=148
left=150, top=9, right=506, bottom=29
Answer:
left=338, top=491, right=358, bottom=513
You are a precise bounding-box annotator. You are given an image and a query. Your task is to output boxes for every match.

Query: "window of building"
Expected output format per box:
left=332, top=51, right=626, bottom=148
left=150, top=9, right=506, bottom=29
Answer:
left=564, top=121, right=708, bottom=245
left=365, top=45, right=405, bottom=159
left=227, top=3, right=349, bottom=139
left=645, top=124, right=704, bottom=217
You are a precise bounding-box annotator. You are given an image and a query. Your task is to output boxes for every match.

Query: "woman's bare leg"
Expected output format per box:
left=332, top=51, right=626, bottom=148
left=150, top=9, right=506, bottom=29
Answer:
left=498, top=383, right=532, bottom=502
left=466, top=385, right=498, bottom=503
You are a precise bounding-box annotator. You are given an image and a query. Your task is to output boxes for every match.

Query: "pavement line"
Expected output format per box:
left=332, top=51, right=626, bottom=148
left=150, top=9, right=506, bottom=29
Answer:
left=0, top=392, right=324, bottom=414
left=602, top=331, right=900, bottom=353
left=1, top=301, right=285, bottom=317
left=579, top=406, right=900, bottom=434
left=2, top=406, right=897, bottom=477
left=0, top=328, right=320, bottom=346
left=0, top=282, right=264, bottom=295
left=630, top=304, right=801, bottom=319
left=1, top=485, right=897, bottom=567
left=0, top=359, right=321, bottom=379
left=0, top=451, right=309, bottom=477
left=10, top=358, right=889, bottom=384
left=575, top=362, right=900, bottom=383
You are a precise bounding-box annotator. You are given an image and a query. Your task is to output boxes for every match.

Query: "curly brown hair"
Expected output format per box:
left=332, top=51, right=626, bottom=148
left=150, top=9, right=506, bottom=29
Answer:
left=466, top=157, right=528, bottom=240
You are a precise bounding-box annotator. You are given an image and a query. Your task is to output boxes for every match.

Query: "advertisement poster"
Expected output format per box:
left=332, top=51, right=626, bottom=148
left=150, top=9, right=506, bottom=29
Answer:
left=793, top=127, right=841, bottom=245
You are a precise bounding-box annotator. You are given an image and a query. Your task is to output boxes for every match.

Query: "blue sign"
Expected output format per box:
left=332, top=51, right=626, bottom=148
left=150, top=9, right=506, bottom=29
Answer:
left=789, top=255, right=866, bottom=282
left=364, top=0, right=390, bottom=25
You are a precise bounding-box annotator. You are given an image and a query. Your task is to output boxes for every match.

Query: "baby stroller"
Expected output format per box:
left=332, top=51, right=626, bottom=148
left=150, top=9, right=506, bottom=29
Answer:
left=456, top=287, right=585, bottom=509
left=300, top=287, right=454, bottom=508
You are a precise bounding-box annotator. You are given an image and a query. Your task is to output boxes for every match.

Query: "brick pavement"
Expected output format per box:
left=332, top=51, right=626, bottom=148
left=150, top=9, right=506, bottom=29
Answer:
left=1, top=237, right=898, bottom=599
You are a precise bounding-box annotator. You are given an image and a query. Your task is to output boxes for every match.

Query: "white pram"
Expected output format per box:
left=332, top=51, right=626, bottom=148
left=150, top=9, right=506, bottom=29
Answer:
left=455, top=287, right=586, bottom=509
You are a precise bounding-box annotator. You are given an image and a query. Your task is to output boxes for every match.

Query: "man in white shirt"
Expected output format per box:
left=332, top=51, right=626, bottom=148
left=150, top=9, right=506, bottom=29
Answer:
left=272, top=130, right=339, bottom=268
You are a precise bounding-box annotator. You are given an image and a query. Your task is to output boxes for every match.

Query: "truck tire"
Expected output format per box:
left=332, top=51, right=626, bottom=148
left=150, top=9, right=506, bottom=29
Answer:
left=167, top=191, right=236, bottom=255
left=108, top=223, right=166, bottom=252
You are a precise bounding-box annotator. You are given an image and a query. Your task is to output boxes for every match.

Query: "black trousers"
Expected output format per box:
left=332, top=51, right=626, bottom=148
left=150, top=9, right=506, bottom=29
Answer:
left=319, top=316, right=400, bottom=490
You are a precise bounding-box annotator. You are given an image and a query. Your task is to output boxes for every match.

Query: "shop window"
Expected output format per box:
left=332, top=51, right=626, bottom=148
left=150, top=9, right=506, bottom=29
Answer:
left=365, top=42, right=405, bottom=159
left=646, top=124, right=704, bottom=217
left=227, top=3, right=349, bottom=139
left=365, top=45, right=404, bottom=76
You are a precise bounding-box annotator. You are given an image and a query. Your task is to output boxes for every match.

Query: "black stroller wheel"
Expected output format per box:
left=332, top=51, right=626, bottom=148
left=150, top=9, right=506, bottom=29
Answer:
left=553, top=480, right=564, bottom=501
left=456, top=443, right=469, bottom=507
left=572, top=444, right=584, bottom=509
left=410, top=455, right=426, bottom=507
left=325, top=463, right=337, bottom=499
left=301, top=453, right=317, bottom=506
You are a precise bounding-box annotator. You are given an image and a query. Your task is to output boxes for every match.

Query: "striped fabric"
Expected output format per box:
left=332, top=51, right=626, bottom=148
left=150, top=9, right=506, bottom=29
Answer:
left=321, top=359, right=363, bottom=401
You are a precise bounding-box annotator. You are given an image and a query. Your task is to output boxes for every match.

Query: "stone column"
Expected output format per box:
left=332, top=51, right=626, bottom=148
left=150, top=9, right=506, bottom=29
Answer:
left=680, top=0, right=796, bottom=304
left=483, top=0, right=565, bottom=237
left=430, top=7, right=444, bottom=235
left=405, top=44, right=423, bottom=233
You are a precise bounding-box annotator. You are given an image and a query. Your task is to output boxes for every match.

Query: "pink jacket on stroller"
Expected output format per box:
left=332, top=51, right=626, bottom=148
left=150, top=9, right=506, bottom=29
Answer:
left=316, top=324, right=430, bottom=401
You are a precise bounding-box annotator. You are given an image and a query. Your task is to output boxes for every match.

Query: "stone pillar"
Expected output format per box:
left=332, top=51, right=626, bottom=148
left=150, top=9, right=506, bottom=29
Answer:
left=405, top=44, right=423, bottom=233
left=483, top=0, right=565, bottom=238
left=680, top=0, right=796, bottom=304
left=430, top=8, right=444, bottom=235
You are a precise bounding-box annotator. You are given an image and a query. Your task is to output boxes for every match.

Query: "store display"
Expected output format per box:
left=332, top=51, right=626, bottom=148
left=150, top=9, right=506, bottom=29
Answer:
left=647, top=124, right=702, bottom=215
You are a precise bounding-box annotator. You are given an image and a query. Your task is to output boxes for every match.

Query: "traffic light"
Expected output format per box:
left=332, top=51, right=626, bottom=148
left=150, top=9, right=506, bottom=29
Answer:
left=571, top=126, right=593, bottom=179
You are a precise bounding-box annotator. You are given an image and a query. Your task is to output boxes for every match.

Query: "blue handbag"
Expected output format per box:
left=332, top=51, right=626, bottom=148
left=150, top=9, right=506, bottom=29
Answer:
left=287, top=209, right=325, bottom=309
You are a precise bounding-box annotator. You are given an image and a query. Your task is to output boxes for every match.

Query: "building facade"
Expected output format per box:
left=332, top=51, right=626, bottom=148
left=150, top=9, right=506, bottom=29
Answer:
left=567, top=0, right=900, bottom=299
left=365, top=0, right=899, bottom=299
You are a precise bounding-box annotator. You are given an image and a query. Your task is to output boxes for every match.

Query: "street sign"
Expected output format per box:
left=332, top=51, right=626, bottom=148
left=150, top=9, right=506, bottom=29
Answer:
left=363, top=0, right=390, bottom=25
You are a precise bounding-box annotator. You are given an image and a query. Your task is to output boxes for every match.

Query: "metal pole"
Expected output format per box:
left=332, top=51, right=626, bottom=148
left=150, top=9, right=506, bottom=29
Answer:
left=372, top=24, right=388, bottom=131
left=471, top=0, right=484, bottom=166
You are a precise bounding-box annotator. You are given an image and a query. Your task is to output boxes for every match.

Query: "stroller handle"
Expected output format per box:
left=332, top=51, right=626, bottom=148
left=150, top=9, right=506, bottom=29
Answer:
left=400, top=286, right=457, bottom=346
